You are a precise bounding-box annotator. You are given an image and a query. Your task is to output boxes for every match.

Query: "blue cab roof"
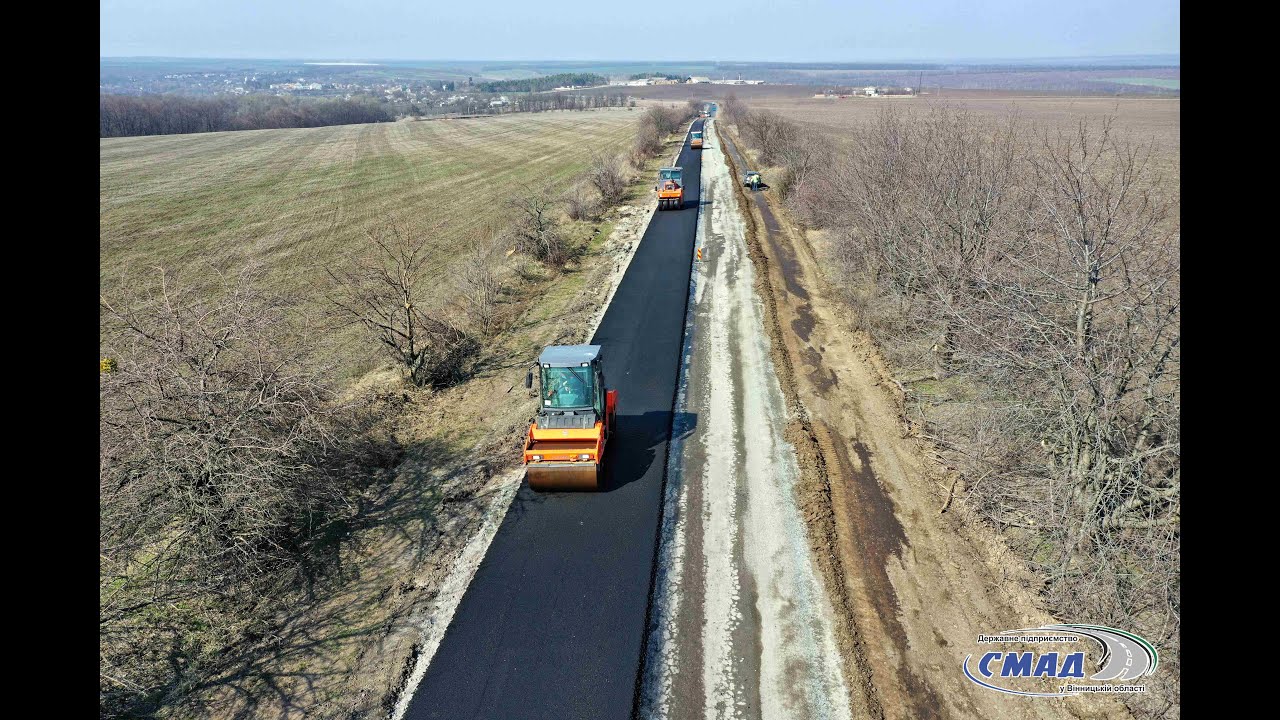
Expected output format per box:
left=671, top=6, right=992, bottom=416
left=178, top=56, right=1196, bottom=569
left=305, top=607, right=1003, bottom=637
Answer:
left=539, top=344, right=602, bottom=367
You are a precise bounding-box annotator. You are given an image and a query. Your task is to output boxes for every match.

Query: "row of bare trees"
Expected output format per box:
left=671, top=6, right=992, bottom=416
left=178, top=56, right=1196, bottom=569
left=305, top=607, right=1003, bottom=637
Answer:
left=320, top=102, right=702, bottom=393
left=630, top=102, right=702, bottom=168
left=721, top=95, right=829, bottom=200
left=567, top=102, right=701, bottom=228
left=728, top=101, right=1180, bottom=717
left=100, top=93, right=395, bottom=137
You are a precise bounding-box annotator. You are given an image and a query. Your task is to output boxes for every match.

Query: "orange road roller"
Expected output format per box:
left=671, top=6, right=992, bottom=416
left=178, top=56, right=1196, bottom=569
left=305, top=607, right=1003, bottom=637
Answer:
left=656, top=166, right=684, bottom=211
left=690, top=130, right=703, bottom=149
left=523, top=344, right=618, bottom=490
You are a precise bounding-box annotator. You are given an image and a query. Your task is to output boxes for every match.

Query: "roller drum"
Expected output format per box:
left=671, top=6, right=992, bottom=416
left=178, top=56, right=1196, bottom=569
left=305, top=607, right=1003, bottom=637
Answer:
left=526, top=462, right=601, bottom=491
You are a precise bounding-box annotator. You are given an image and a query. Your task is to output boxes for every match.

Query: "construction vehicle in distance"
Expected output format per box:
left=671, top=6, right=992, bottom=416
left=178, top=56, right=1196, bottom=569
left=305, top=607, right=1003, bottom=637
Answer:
left=690, top=129, right=704, bottom=149
left=743, top=170, right=763, bottom=191
left=523, top=344, right=618, bottom=490
left=656, top=166, right=684, bottom=210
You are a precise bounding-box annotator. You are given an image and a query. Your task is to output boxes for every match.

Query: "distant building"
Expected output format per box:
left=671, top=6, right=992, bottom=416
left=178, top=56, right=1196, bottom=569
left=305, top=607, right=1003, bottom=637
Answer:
left=864, top=86, right=879, bottom=96
left=688, top=76, right=711, bottom=84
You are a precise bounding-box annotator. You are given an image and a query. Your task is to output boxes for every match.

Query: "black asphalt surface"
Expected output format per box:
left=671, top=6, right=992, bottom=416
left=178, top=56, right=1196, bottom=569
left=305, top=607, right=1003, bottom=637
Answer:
left=404, top=117, right=707, bottom=720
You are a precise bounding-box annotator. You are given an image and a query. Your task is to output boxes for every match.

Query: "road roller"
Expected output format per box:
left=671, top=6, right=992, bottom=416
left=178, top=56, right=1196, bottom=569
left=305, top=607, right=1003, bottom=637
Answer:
left=655, top=166, right=683, bottom=211
left=522, top=344, right=618, bottom=490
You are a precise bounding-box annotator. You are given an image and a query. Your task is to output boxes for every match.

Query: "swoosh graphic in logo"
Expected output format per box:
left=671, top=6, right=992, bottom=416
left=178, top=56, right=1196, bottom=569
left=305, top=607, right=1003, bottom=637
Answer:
left=1031, top=624, right=1157, bottom=681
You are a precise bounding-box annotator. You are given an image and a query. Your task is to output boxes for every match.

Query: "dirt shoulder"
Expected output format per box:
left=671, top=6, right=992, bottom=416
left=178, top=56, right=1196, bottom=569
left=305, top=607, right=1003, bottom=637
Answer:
left=715, top=121, right=1132, bottom=720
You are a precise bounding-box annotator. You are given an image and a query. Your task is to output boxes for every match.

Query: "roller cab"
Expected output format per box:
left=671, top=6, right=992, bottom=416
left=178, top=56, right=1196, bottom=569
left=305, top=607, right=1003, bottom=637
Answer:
left=523, top=345, right=618, bottom=491
left=691, top=130, right=703, bottom=149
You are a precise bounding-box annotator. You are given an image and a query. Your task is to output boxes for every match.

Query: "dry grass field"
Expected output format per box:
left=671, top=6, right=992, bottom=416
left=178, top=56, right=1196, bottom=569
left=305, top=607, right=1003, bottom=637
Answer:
left=100, top=108, right=642, bottom=380
left=756, top=90, right=1179, bottom=164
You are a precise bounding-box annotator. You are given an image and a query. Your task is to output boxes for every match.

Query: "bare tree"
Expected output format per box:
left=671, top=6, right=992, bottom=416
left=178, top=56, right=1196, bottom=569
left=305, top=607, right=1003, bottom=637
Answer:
left=564, top=181, right=600, bottom=221
left=951, top=118, right=1180, bottom=716
left=588, top=152, right=628, bottom=208
left=801, top=108, right=1179, bottom=717
left=632, top=123, right=663, bottom=165
left=740, top=109, right=794, bottom=164
left=327, top=222, right=478, bottom=388
left=719, top=92, right=746, bottom=124
left=774, top=124, right=829, bottom=206
left=454, top=228, right=506, bottom=334
left=508, top=191, right=568, bottom=265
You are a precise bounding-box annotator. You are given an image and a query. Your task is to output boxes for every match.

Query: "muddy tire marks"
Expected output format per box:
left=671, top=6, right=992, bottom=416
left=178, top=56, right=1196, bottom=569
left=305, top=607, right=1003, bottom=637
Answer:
left=717, top=122, right=882, bottom=720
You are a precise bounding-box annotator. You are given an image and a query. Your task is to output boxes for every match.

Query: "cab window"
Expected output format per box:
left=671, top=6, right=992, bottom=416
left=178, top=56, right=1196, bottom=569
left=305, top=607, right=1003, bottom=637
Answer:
left=541, top=366, right=595, bottom=409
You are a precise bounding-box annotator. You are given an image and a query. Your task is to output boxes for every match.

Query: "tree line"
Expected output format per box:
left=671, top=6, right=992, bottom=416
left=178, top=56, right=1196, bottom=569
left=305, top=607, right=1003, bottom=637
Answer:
left=102, top=91, right=636, bottom=138
left=100, top=93, right=394, bottom=137
left=474, top=72, right=608, bottom=93
left=721, top=95, right=1179, bottom=718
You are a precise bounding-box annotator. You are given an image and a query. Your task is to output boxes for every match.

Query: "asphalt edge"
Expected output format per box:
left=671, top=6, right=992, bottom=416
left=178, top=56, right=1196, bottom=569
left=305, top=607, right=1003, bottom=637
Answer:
left=630, top=116, right=701, bottom=720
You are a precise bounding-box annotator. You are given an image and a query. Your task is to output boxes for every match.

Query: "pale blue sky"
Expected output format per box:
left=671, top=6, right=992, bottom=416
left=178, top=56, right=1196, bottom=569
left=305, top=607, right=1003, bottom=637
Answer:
left=100, top=0, right=1180, bottom=62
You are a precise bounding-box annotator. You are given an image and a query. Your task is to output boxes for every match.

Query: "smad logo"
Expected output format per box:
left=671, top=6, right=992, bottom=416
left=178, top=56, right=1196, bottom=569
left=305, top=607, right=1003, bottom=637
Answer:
left=962, top=624, right=1156, bottom=697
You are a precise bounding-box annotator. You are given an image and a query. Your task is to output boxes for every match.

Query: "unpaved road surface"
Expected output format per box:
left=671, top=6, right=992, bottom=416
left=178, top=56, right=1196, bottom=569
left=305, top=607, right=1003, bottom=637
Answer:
left=641, top=117, right=850, bottom=720
left=717, top=123, right=1132, bottom=720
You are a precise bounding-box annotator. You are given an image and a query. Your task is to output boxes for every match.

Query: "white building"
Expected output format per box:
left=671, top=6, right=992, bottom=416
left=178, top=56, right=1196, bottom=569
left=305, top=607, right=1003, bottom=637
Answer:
left=688, top=76, right=711, bottom=84
left=864, top=86, right=879, bottom=96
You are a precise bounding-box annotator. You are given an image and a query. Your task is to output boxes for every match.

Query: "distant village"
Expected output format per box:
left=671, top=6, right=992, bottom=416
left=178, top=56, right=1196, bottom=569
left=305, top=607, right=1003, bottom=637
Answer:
left=101, top=69, right=769, bottom=114
left=812, top=85, right=917, bottom=98
left=610, top=75, right=766, bottom=87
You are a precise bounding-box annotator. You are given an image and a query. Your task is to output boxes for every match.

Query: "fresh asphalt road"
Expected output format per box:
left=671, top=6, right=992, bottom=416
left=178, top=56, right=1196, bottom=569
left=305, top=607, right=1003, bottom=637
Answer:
left=404, top=117, right=707, bottom=720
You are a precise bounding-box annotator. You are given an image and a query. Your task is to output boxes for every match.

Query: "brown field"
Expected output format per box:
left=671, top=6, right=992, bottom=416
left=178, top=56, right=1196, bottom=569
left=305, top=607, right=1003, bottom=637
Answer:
left=607, top=86, right=1178, bottom=177
left=757, top=91, right=1177, bottom=151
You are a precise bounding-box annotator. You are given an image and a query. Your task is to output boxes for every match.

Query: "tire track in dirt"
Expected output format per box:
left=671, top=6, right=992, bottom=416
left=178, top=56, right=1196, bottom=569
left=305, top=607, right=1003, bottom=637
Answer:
left=715, top=120, right=883, bottom=720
